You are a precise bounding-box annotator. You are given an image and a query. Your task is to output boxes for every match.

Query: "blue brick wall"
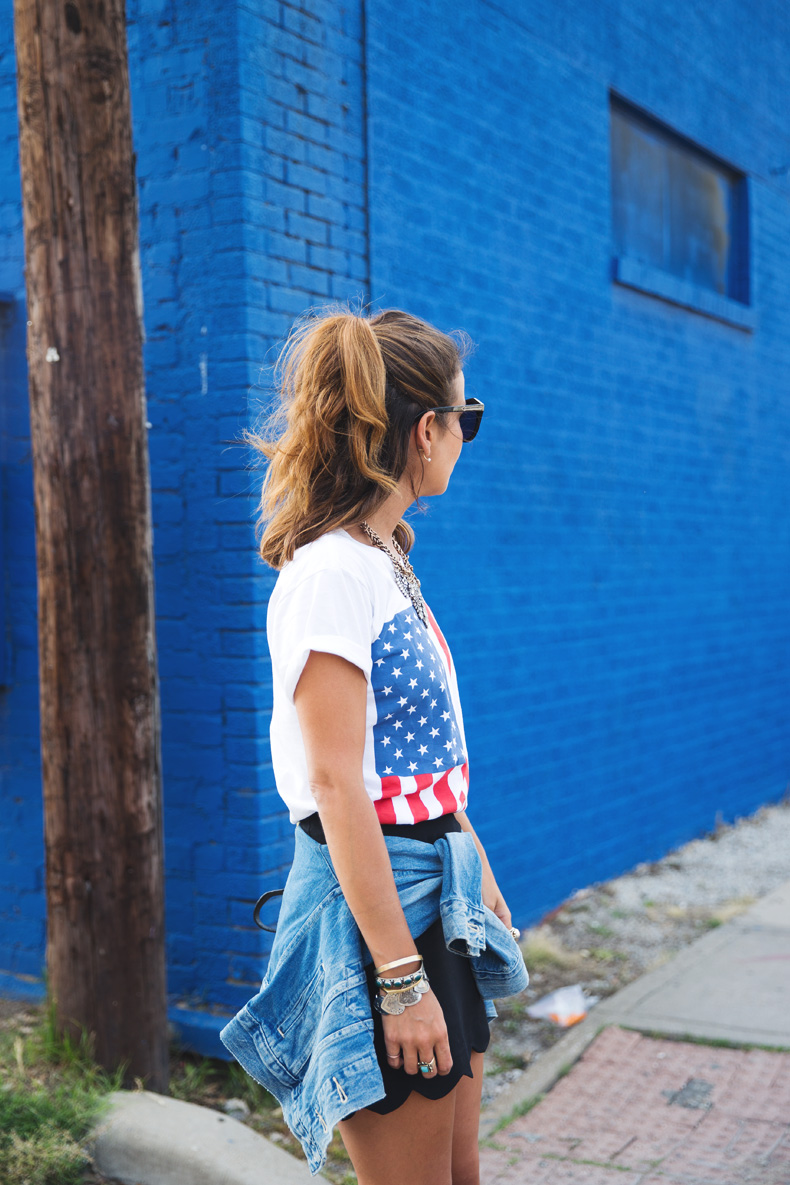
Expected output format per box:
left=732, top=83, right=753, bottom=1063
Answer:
left=363, top=0, right=790, bottom=920
left=125, top=0, right=280, bottom=1022
left=2, top=0, right=789, bottom=1052
left=130, top=0, right=370, bottom=1038
left=0, top=27, right=46, bottom=996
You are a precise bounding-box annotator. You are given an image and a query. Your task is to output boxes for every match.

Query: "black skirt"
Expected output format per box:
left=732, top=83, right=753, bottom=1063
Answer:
left=297, top=810, right=491, bottom=1115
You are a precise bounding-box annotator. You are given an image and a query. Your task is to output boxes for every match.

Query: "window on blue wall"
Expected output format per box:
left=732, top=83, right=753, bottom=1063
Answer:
left=610, top=96, right=749, bottom=305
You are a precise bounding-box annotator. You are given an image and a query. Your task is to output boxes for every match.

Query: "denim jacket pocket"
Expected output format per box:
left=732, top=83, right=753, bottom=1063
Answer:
left=250, top=961, right=326, bottom=1086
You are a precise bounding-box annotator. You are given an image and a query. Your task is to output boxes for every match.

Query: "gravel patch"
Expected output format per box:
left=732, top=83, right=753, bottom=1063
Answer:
left=482, top=798, right=790, bottom=1108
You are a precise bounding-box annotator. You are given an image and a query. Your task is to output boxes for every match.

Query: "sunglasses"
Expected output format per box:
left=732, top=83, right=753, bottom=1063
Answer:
left=411, top=397, right=485, bottom=443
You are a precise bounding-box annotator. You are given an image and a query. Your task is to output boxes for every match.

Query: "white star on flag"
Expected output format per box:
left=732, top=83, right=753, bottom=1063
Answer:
left=369, top=606, right=467, bottom=787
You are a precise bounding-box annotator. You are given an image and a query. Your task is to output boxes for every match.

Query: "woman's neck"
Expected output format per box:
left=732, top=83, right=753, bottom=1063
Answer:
left=347, top=490, right=413, bottom=548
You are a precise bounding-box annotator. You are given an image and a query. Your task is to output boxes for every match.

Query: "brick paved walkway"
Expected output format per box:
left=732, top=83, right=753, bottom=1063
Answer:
left=480, top=1026, right=790, bottom=1184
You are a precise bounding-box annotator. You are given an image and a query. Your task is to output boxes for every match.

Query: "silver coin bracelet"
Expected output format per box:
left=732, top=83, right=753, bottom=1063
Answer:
left=373, top=963, right=432, bottom=1015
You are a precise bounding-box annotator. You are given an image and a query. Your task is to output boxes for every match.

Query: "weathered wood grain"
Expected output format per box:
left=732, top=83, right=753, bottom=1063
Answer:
left=13, top=0, right=167, bottom=1090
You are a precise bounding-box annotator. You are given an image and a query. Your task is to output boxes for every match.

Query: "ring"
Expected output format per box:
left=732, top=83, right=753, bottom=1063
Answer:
left=386, top=1052, right=400, bottom=1060
left=509, top=926, right=521, bottom=940
left=417, top=1058, right=436, bottom=1074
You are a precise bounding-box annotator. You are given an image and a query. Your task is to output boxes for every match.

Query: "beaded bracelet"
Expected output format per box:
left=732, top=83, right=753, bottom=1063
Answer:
left=375, top=968, right=423, bottom=989
left=376, top=971, right=424, bottom=992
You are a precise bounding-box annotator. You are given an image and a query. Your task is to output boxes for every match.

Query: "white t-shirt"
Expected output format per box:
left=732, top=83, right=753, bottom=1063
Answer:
left=267, top=528, right=469, bottom=824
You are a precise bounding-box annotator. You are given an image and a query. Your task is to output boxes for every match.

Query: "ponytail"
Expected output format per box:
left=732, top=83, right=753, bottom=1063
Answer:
left=334, top=315, right=390, bottom=481
left=249, top=303, right=473, bottom=569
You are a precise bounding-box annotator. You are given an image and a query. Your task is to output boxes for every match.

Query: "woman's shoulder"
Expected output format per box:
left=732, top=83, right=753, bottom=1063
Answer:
left=266, top=530, right=395, bottom=662
left=271, top=529, right=388, bottom=600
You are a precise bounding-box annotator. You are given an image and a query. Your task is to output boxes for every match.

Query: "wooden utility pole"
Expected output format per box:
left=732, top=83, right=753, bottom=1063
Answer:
left=13, top=0, right=168, bottom=1089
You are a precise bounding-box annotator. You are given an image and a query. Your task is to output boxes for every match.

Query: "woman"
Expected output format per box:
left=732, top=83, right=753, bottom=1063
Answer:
left=221, top=305, right=527, bottom=1185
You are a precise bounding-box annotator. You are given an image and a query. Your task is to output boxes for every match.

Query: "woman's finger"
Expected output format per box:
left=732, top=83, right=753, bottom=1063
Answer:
left=401, top=1042, right=419, bottom=1076
left=416, top=1047, right=438, bottom=1078
left=434, top=1033, right=453, bottom=1075
left=384, top=1044, right=403, bottom=1068
left=497, top=902, right=512, bottom=930
left=490, top=891, right=512, bottom=930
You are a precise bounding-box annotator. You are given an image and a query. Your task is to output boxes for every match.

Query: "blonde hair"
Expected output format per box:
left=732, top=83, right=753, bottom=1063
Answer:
left=250, top=303, right=473, bottom=569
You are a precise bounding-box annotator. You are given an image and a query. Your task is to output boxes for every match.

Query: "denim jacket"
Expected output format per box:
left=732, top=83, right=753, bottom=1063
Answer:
left=219, top=823, right=528, bottom=1175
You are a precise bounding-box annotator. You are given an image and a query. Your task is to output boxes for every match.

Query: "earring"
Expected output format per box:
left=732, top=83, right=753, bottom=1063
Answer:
left=419, top=449, right=432, bottom=462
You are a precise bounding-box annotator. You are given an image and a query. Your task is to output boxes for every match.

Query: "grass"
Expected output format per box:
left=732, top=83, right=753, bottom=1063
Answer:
left=488, top=1091, right=546, bottom=1134
left=587, top=923, right=614, bottom=938
left=587, top=947, right=628, bottom=964
left=167, top=1046, right=277, bottom=1117
left=520, top=927, right=581, bottom=970
left=541, top=1152, right=635, bottom=1172
left=710, top=895, right=757, bottom=924
left=485, top=1050, right=529, bottom=1074
left=0, top=998, right=297, bottom=1185
left=0, top=994, right=124, bottom=1185
left=622, top=1026, right=790, bottom=1055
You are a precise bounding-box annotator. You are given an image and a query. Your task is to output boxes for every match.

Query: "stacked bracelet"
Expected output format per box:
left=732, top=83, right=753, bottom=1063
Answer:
left=372, top=955, right=430, bottom=1015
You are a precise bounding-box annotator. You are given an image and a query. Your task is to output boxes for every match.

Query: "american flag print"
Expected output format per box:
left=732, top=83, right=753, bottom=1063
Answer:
left=370, top=603, right=469, bottom=823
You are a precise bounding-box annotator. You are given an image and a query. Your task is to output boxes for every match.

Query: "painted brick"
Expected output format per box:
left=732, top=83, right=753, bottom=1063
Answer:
left=361, top=0, right=790, bottom=924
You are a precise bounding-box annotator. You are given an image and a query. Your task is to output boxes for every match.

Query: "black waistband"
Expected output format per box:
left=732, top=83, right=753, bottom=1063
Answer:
left=298, top=810, right=462, bottom=846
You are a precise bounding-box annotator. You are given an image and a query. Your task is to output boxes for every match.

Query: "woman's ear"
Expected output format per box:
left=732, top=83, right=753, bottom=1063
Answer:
left=414, top=410, right=436, bottom=455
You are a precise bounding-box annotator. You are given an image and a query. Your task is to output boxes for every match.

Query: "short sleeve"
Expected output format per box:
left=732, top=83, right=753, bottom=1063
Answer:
left=270, top=566, right=374, bottom=703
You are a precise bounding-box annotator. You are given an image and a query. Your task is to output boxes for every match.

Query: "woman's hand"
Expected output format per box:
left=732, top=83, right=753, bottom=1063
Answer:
left=381, top=989, right=452, bottom=1078
left=482, top=861, right=512, bottom=930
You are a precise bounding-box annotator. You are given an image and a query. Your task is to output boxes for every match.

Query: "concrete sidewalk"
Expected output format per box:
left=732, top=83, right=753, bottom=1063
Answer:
left=478, top=880, right=790, bottom=1183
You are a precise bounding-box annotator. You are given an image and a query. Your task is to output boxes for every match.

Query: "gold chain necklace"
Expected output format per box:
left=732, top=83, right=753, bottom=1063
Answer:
left=359, top=521, right=428, bottom=627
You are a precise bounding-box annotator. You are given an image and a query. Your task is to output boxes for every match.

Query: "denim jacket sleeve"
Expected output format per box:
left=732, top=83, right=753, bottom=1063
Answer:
left=432, top=832, right=529, bottom=1006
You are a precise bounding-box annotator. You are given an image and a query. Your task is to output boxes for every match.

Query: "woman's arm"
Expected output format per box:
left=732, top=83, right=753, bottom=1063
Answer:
left=454, top=810, right=513, bottom=930
left=293, top=649, right=452, bottom=1076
